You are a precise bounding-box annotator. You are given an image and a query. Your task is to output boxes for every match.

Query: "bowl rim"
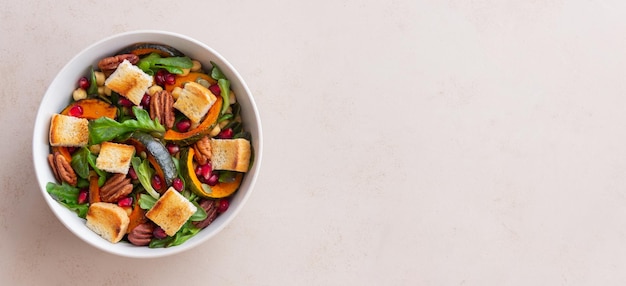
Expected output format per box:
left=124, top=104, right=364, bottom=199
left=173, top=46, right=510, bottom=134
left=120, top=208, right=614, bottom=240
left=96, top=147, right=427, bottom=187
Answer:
left=32, top=30, right=263, bottom=258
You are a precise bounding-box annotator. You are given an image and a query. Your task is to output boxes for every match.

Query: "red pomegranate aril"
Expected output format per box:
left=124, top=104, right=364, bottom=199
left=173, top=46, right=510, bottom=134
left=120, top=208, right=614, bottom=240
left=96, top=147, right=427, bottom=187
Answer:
left=118, top=97, right=134, bottom=107
left=78, top=189, right=88, bottom=204
left=68, top=105, right=84, bottom=117
left=128, top=167, right=138, bottom=180
left=141, top=93, right=151, bottom=108
left=166, top=143, right=179, bottom=155
left=153, top=226, right=168, bottom=239
left=217, top=128, right=233, bottom=139
left=216, top=199, right=229, bottom=213
left=209, top=84, right=221, bottom=96
left=172, top=178, right=184, bottom=192
left=78, top=77, right=90, bottom=89
left=165, top=73, right=176, bottom=85
left=155, top=69, right=168, bottom=86
left=207, top=173, right=219, bottom=186
left=176, top=119, right=191, bottom=132
left=200, top=164, right=212, bottom=181
left=151, top=175, right=162, bottom=191
left=118, top=196, right=133, bottom=207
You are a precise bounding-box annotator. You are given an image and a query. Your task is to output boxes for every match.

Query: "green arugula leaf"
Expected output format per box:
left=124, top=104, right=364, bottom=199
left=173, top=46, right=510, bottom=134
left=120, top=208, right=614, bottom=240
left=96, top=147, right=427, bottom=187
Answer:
left=88, top=66, right=98, bottom=95
left=149, top=221, right=201, bottom=248
left=190, top=201, right=207, bottom=222
left=217, top=78, right=230, bottom=115
left=71, top=147, right=91, bottom=179
left=132, top=157, right=160, bottom=200
left=89, top=107, right=164, bottom=144
left=46, top=182, right=89, bottom=218
left=139, top=193, right=157, bottom=210
left=137, top=53, right=193, bottom=75
left=209, top=62, right=231, bottom=114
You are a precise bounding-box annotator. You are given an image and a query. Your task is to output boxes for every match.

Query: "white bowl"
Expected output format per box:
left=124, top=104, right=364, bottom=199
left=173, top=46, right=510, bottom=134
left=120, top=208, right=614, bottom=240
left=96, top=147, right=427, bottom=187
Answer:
left=32, top=30, right=262, bottom=258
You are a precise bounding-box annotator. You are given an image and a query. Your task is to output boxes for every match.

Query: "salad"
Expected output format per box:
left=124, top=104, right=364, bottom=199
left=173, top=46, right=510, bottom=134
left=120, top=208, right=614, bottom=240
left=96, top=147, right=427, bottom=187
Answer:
left=46, top=43, right=253, bottom=248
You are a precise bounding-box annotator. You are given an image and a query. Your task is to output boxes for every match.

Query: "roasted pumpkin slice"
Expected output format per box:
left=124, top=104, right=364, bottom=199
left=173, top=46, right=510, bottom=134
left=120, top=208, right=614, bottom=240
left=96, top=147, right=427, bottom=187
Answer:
left=180, top=147, right=242, bottom=199
left=164, top=96, right=223, bottom=146
left=164, top=72, right=217, bottom=92
left=60, top=98, right=117, bottom=120
left=117, top=42, right=185, bottom=58
left=128, top=132, right=177, bottom=192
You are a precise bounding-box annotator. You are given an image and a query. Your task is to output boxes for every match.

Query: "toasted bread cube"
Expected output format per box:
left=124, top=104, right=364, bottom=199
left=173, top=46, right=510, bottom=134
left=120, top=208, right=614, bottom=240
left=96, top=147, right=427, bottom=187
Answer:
left=49, top=114, right=89, bottom=147
left=86, top=202, right=130, bottom=243
left=104, top=59, right=153, bottom=105
left=210, top=138, right=251, bottom=172
left=95, top=142, right=135, bottom=174
left=173, top=82, right=217, bottom=123
left=146, top=187, right=197, bottom=236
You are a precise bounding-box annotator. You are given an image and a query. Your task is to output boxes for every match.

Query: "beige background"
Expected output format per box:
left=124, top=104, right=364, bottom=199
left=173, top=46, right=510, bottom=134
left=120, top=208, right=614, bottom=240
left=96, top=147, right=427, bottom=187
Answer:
left=2, top=0, right=626, bottom=285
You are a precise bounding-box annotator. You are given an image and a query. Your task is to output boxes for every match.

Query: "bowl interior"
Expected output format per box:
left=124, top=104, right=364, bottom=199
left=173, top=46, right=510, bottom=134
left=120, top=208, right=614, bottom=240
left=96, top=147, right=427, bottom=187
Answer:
left=33, top=30, right=262, bottom=258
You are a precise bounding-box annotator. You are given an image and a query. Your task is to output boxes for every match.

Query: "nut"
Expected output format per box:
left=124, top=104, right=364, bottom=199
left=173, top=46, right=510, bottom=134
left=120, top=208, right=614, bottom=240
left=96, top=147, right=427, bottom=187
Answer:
left=149, top=90, right=175, bottom=129
left=128, top=222, right=154, bottom=246
left=48, top=152, right=77, bottom=186
left=98, top=54, right=140, bottom=73
left=99, top=173, right=133, bottom=203
left=193, top=136, right=212, bottom=165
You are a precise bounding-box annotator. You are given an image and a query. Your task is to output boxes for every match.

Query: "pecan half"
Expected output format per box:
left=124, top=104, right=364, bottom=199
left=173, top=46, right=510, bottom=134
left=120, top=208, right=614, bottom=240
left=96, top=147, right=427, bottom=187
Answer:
left=48, top=152, right=77, bottom=186
left=128, top=222, right=154, bottom=246
left=193, top=136, right=212, bottom=165
left=98, top=54, right=139, bottom=73
left=149, top=90, right=175, bottom=129
left=99, top=173, right=133, bottom=203
left=193, top=199, right=218, bottom=229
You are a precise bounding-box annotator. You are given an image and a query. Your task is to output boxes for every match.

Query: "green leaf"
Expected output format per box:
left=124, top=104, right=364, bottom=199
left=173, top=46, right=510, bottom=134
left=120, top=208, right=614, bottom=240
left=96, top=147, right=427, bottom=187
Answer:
left=132, top=157, right=160, bottom=200
left=71, top=147, right=91, bottom=179
left=217, top=78, right=230, bottom=115
left=139, top=193, right=157, bottom=210
left=149, top=221, right=201, bottom=248
left=46, top=182, right=89, bottom=218
left=88, top=66, right=98, bottom=95
left=137, top=53, right=192, bottom=75
left=86, top=152, right=106, bottom=186
left=210, top=61, right=227, bottom=80
left=89, top=107, right=164, bottom=144
left=189, top=201, right=207, bottom=222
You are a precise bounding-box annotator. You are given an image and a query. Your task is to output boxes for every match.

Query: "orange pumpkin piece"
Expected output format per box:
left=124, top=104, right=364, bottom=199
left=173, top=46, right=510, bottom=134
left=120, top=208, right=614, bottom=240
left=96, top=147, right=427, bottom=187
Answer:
left=88, top=173, right=101, bottom=204
left=164, top=72, right=216, bottom=92
left=126, top=193, right=147, bottom=234
left=61, top=99, right=117, bottom=120
left=163, top=96, right=223, bottom=146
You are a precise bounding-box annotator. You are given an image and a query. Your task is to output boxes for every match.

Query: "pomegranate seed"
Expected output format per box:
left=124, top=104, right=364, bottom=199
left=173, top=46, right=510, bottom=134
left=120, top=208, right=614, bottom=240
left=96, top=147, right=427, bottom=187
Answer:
left=68, top=105, right=84, bottom=117
left=151, top=175, right=162, bottom=190
left=200, top=164, right=212, bottom=181
left=176, top=119, right=191, bottom=132
left=67, top=147, right=78, bottom=154
left=78, top=77, right=90, bottom=89
left=118, top=196, right=133, bottom=207
left=195, top=165, right=203, bottom=176
left=141, top=93, right=151, bottom=108
left=118, top=97, right=134, bottom=107
left=166, top=143, right=179, bottom=155
left=153, top=226, right=168, bottom=239
left=155, top=69, right=168, bottom=86
left=216, top=199, right=229, bottom=213
left=172, top=178, right=184, bottom=192
left=217, top=128, right=234, bottom=139
left=128, top=167, right=138, bottom=180
left=165, top=73, right=176, bottom=85
left=209, top=84, right=221, bottom=96
left=78, top=189, right=88, bottom=204
left=207, top=173, right=219, bottom=186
